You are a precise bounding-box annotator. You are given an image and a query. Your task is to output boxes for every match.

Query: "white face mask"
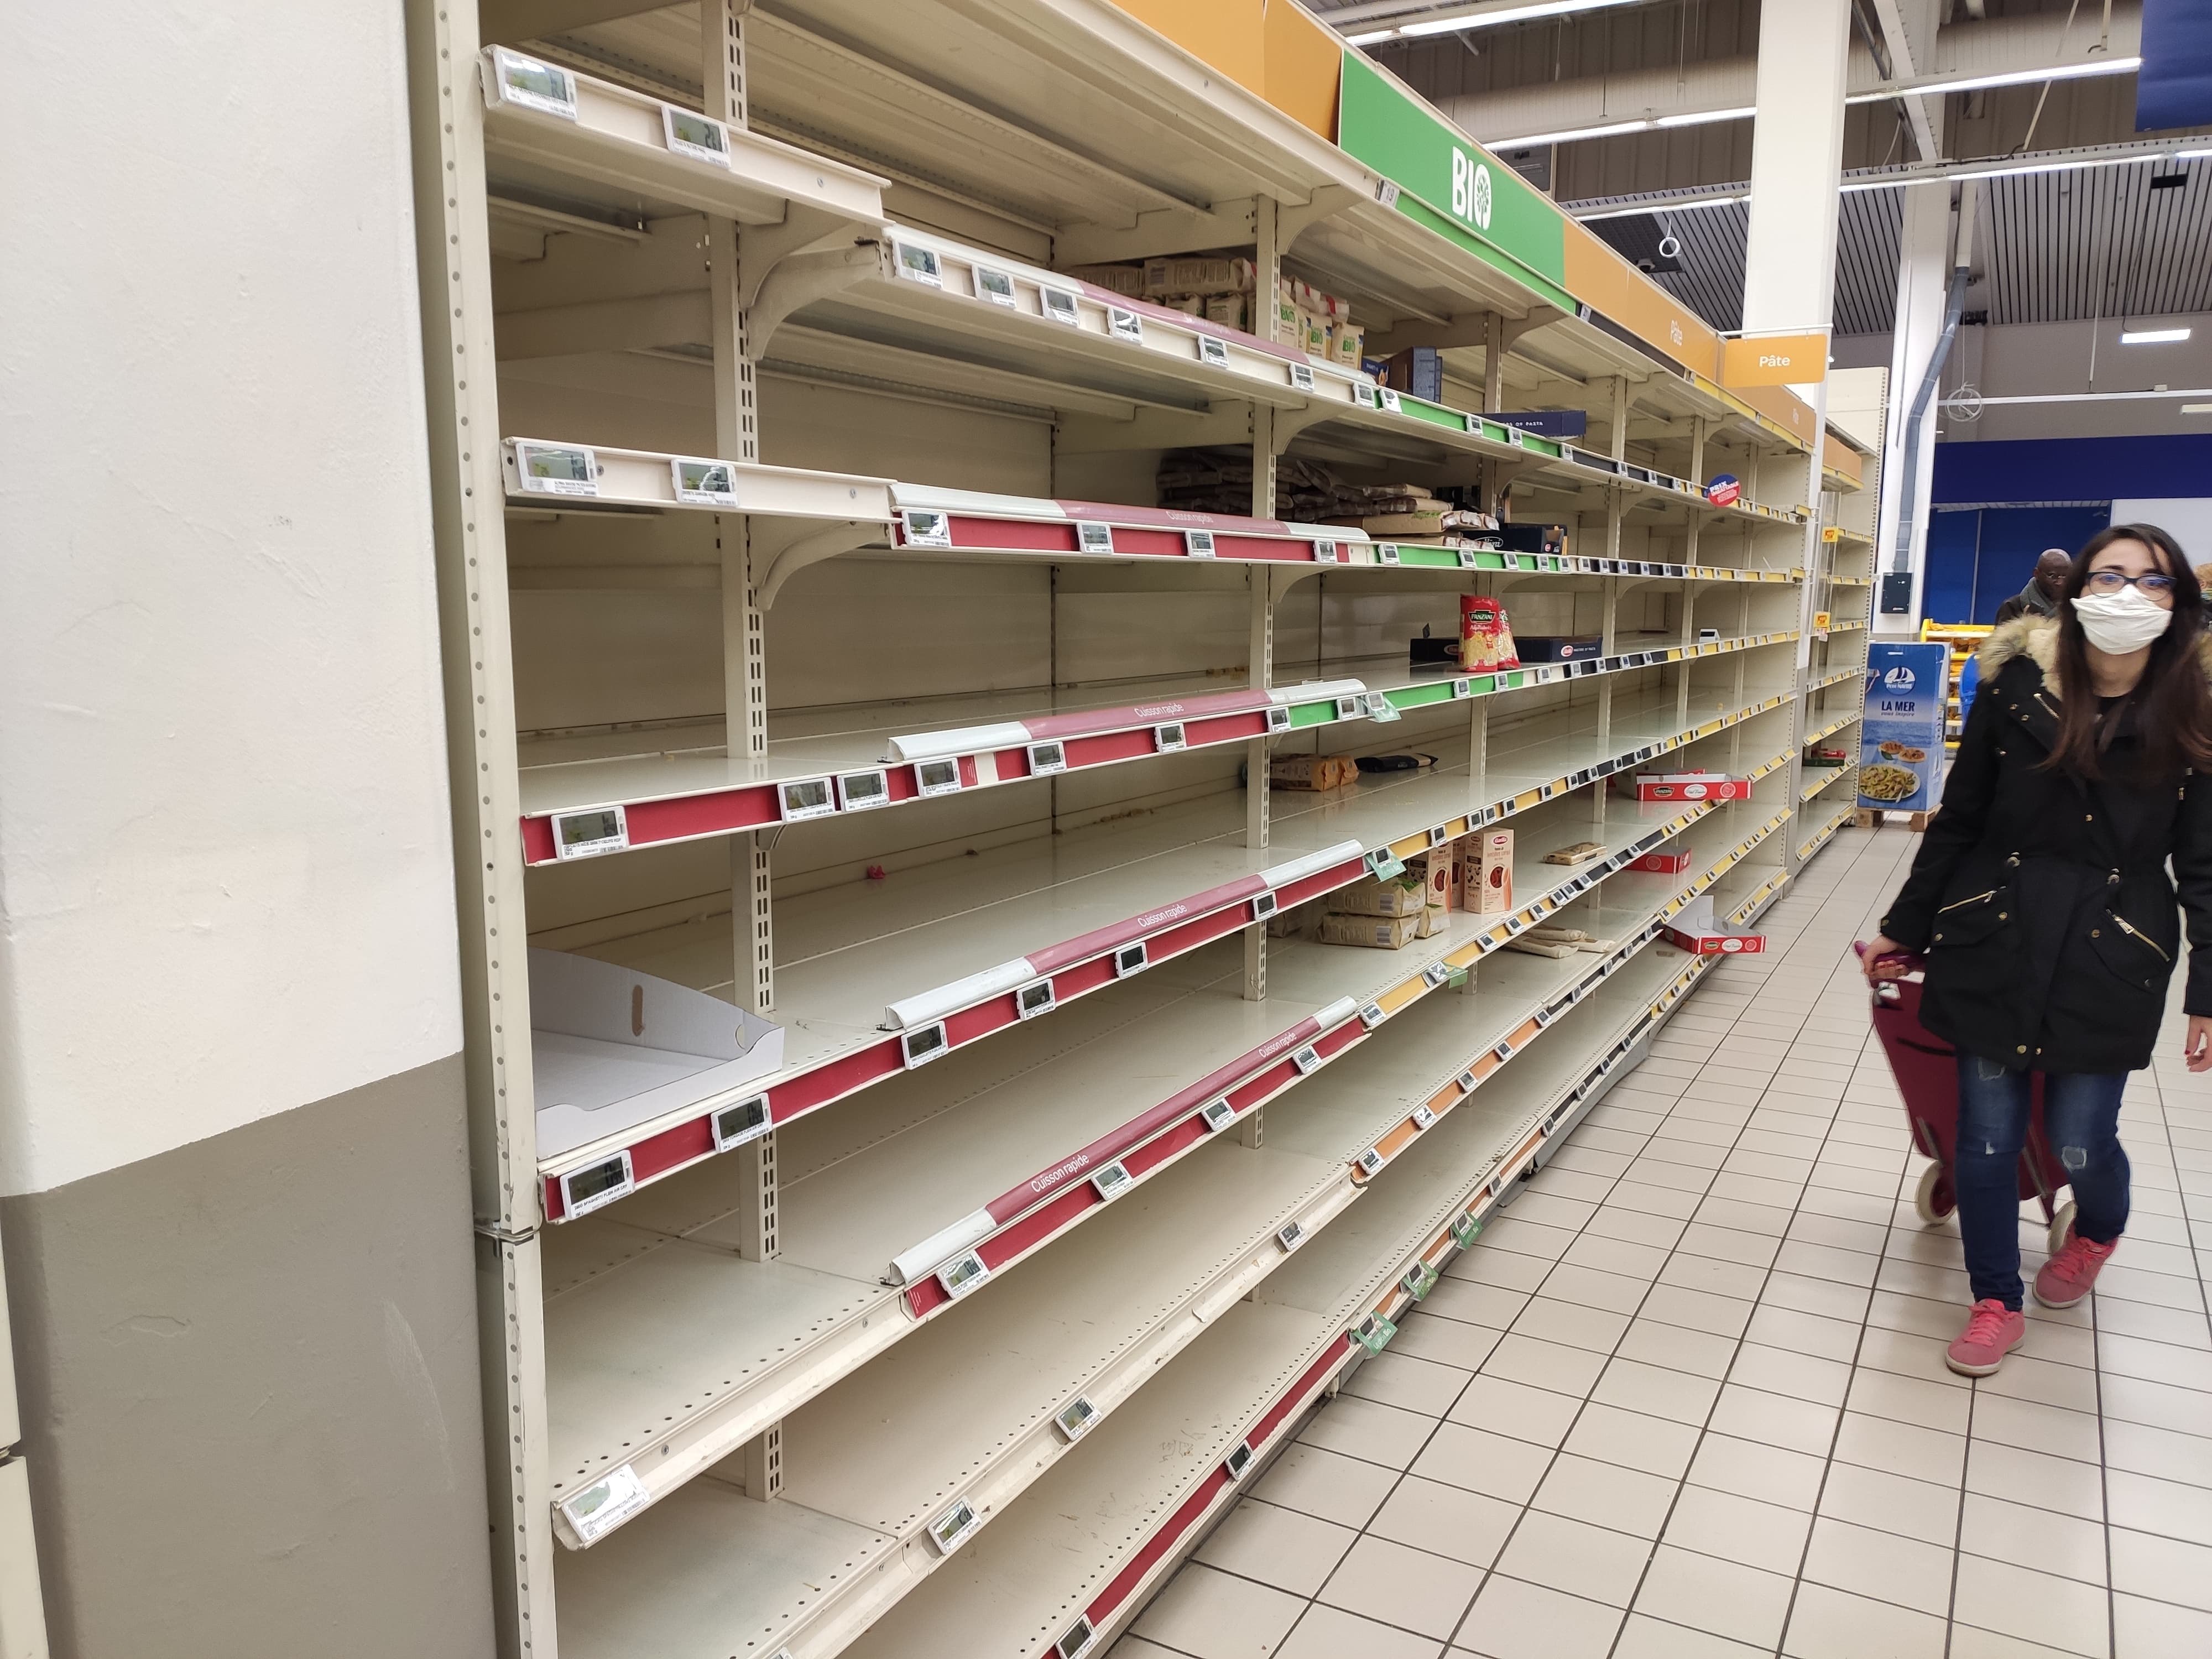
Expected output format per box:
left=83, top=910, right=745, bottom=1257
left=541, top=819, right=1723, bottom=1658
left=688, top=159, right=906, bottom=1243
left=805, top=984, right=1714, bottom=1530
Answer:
left=2072, top=586, right=2174, bottom=655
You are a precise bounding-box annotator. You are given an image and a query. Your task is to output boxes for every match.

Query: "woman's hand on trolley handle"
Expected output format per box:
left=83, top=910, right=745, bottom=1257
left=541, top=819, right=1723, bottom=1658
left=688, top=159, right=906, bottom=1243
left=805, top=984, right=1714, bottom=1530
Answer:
left=2188, top=1014, right=2212, bottom=1072
left=1860, top=932, right=1912, bottom=983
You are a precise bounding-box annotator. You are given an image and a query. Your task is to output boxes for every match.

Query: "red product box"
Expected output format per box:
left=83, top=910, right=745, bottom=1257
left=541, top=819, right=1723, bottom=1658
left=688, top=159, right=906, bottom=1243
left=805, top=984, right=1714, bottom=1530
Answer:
left=1627, top=848, right=1693, bottom=875
left=1629, top=772, right=1751, bottom=803
left=1664, top=927, right=1767, bottom=956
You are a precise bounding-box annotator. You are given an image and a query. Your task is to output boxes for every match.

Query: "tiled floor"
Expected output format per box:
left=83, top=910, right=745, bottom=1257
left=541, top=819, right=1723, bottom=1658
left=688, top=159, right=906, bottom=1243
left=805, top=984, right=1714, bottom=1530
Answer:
left=1115, top=827, right=2212, bottom=1659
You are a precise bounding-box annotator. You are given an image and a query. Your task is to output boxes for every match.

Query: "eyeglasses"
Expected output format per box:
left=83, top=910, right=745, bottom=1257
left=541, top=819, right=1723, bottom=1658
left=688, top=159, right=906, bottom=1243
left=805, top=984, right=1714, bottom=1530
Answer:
left=2084, top=570, right=2177, bottom=603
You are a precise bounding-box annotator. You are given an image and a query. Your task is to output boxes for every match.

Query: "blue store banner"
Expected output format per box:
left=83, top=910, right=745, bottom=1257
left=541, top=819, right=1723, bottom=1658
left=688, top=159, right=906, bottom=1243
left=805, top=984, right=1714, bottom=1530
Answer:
left=1860, top=643, right=1950, bottom=813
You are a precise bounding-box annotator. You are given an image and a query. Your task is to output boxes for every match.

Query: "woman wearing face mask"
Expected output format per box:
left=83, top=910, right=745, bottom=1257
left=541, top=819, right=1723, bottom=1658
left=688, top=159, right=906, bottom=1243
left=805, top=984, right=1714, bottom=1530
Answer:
left=1863, top=524, right=2212, bottom=1376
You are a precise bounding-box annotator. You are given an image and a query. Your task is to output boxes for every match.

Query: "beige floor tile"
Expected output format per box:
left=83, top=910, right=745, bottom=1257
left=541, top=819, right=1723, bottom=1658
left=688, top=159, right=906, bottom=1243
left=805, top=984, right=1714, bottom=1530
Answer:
left=1660, top=1481, right=1813, bottom=1575
left=1296, top=1394, right=1437, bottom=1471
left=1345, top=1352, right=1473, bottom=1418
left=1250, top=1443, right=1400, bottom=1529
left=1387, top=1314, right=1505, bottom=1374
left=1612, top=1316, right=1740, bottom=1380
left=1509, top=1297, right=1630, bottom=1355
left=1408, top=1423, right=1556, bottom=1506
left=1952, top=1553, right=2111, bottom=1658
left=1422, top=1277, right=1531, bottom=1329
left=1782, top=1582, right=1948, bottom=1659
left=1846, top=1365, right=1974, bottom=1434
left=1619, top=1157, right=1714, bottom=1194
left=1560, top=1402, right=1700, bottom=1480
left=2102, top=1418, right=2212, bottom=1489
left=1610, top=1612, right=1772, bottom=1659
left=2100, top=1372, right=2212, bottom=1438
left=1446, top=1374, right=1581, bottom=1448
left=1656, top=1251, right=1770, bottom=1301
left=1105, top=1637, right=1187, bottom=1658
left=2111, top=1525, right=2212, bottom=1612
left=2111, top=1592, right=2212, bottom=1658
left=1760, top=1270, right=1876, bottom=1323
left=1583, top=1204, right=1687, bottom=1249
left=1589, top=1355, right=1722, bottom=1425
left=1744, top=1302, right=1864, bottom=1363
left=1537, top=1261, right=1651, bottom=1316
left=1637, top=1283, right=1756, bottom=1339
left=2106, top=1467, right=2212, bottom=1547
left=1478, top=1217, right=1577, bottom=1262
left=1967, top=1439, right=2108, bottom=1522
left=1441, top=1248, right=1547, bottom=1296
left=1601, top=1181, right=1706, bottom=1221
left=1505, top=1192, right=1596, bottom=1233
left=1452, top=1575, right=1625, bottom=1659
left=1694, top=1194, right=1797, bottom=1236
left=1834, top=1408, right=1967, bottom=1484
left=1129, top=1563, right=1308, bottom=1659
left=1493, top=1509, right=1652, bottom=1608
left=1686, top=1432, right=1829, bottom=1511
left=1973, top=1393, right=2103, bottom=1465
left=1479, top=1333, right=1606, bottom=1399
left=1530, top=1452, right=1679, bottom=1540
left=1275, top=1602, right=1445, bottom=1659
left=1367, top=1475, right=1521, bottom=1569
left=1317, top=1534, right=1484, bottom=1642
left=2097, top=1331, right=2212, bottom=1393
left=1801, top=1514, right=1956, bottom=1615
left=1731, top=1340, right=1855, bottom=1406
left=1960, top=1492, right=2108, bottom=1587
left=1853, top=1323, right=1963, bottom=1386
left=1786, top=1210, right=1889, bottom=1254
left=1630, top=1543, right=1795, bottom=1648
left=1707, top=1382, right=1840, bottom=1456
left=1557, top=1233, right=1671, bottom=1282
left=1948, top=1626, right=2096, bottom=1659
left=1708, top=1170, right=1807, bottom=1209
left=1978, top=1354, right=2104, bottom=1416
left=1196, top=1498, right=1360, bottom=1597
left=2094, top=1298, right=2212, bottom=1352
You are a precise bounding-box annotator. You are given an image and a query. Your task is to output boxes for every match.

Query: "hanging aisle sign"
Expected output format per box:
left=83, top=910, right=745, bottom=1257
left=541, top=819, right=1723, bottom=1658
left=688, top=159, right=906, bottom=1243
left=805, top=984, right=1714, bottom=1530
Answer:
left=1859, top=643, right=1949, bottom=815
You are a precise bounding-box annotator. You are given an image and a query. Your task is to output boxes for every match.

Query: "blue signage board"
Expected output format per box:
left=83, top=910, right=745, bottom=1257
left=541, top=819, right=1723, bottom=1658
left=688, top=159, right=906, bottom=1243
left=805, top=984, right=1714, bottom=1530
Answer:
left=1859, top=643, right=1950, bottom=813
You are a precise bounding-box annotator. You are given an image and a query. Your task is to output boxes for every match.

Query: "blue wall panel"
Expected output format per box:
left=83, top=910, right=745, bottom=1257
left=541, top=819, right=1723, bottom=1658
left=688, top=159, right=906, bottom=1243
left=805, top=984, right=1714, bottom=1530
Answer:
left=1933, top=435, right=2212, bottom=506
left=1923, top=505, right=2115, bottom=624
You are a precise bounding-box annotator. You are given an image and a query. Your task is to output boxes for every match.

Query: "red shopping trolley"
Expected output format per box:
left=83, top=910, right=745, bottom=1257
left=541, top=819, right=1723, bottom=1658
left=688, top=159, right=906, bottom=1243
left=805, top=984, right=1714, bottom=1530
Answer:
left=1858, top=946, right=2076, bottom=1254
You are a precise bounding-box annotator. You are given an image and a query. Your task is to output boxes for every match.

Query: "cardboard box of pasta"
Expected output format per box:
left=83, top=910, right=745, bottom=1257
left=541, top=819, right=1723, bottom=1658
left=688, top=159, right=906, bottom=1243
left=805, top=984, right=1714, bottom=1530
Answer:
left=1408, top=846, right=1455, bottom=936
left=1327, top=874, right=1426, bottom=919
left=1270, top=753, right=1359, bottom=791
left=1465, top=829, right=1514, bottom=914
left=1623, top=771, right=1752, bottom=803
left=1665, top=925, right=1767, bottom=956
left=1318, top=912, right=1421, bottom=950
left=1627, top=847, right=1694, bottom=875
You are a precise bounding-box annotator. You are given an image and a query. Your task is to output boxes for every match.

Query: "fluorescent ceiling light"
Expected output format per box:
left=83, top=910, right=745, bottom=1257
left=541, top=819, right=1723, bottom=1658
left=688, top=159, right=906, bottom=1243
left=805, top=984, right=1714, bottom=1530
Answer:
left=2120, top=328, right=2192, bottom=344
left=2176, top=148, right=2212, bottom=159
left=1505, top=119, right=1653, bottom=146
left=1397, top=0, right=1636, bottom=38
left=1574, top=194, right=1746, bottom=222
left=1845, top=55, right=2141, bottom=105
left=2182, top=403, right=2212, bottom=414
left=1346, top=28, right=1400, bottom=43
left=1654, top=106, right=1756, bottom=129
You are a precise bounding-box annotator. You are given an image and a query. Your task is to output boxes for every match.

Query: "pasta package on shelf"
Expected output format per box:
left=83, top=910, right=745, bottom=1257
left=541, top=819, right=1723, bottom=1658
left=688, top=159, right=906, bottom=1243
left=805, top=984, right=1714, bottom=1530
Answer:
left=1459, top=596, right=1520, bottom=673
left=1504, top=937, right=1577, bottom=959
left=1617, top=770, right=1752, bottom=804
left=1324, top=873, right=1426, bottom=919
left=1407, top=844, right=1456, bottom=938
left=1466, top=828, right=1514, bottom=914
left=1269, top=753, right=1360, bottom=792
left=1317, top=912, right=1421, bottom=950
left=1663, top=895, right=1767, bottom=956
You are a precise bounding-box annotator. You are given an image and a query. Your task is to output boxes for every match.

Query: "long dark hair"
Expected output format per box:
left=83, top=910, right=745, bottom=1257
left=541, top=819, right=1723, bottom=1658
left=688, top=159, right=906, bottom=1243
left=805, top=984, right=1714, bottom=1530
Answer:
left=2046, top=523, right=2212, bottom=779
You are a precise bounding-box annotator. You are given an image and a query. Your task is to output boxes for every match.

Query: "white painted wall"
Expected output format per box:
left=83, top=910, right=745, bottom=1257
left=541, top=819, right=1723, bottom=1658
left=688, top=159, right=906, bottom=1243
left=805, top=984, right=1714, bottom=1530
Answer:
left=0, top=2, right=463, bottom=1195
left=2114, top=499, right=2212, bottom=563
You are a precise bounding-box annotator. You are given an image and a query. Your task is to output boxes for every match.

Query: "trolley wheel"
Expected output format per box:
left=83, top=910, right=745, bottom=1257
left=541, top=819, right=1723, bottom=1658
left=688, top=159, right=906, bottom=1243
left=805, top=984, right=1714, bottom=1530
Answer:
left=2048, top=1199, right=2078, bottom=1260
left=1914, top=1162, right=1955, bottom=1226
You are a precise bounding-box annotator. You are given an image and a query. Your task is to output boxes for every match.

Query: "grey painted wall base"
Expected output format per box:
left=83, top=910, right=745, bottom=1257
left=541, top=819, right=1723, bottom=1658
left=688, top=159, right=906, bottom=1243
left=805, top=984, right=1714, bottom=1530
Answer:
left=0, top=1056, right=497, bottom=1659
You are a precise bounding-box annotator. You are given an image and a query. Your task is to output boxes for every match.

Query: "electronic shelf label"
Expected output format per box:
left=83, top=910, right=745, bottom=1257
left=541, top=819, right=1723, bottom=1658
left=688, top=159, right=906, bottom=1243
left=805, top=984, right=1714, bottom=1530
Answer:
left=660, top=105, right=732, bottom=166
left=1153, top=722, right=1187, bottom=752
left=1494, top=1040, right=1515, bottom=1061
left=915, top=758, right=964, bottom=797
left=1354, top=1313, right=1397, bottom=1356
left=1422, top=962, right=1452, bottom=989
left=1375, top=542, right=1402, bottom=566
left=1363, top=692, right=1400, bottom=723
left=512, top=440, right=598, bottom=497
left=1353, top=383, right=1379, bottom=410
left=488, top=46, right=578, bottom=119
left=1378, top=387, right=1403, bottom=414
left=1457, top=1070, right=1479, bottom=1092
left=712, top=1095, right=771, bottom=1152
left=926, top=1497, right=979, bottom=1555
left=1251, top=890, right=1280, bottom=922
left=1107, top=307, right=1143, bottom=343
left=837, top=769, right=890, bottom=811
left=1199, top=1098, right=1236, bottom=1133
left=1288, top=363, right=1316, bottom=393
left=1057, top=1615, right=1098, bottom=1658
left=1113, top=941, right=1149, bottom=978
left=1055, top=1396, right=1100, bottom=1443
left=557, top=1464, right=648, bottom=1545
left=1411, top=1104, right=1437, bottom=1131
left=976, top=266, right=1016, bottom=307
left=1453, top=678, right=1472, bottom=698
left=1198, top=333, right=1229, bottom=367
left=1091, top=1160, right=1134, bottom=1202
left=778, top=776, right=836, bottom=823
left=671, top=456, right=739, bottom=505
left=901, top=1021, right=951, bottom=1069
left=1356, top=1149, right=1384, bottom=1177
left=1457, top=546, right=1480, bottom=568
left=1290, top=1045, right=1322, bottom=1075
left=1027, top=740, right=1067, bottom=775
left=1224, top=1440, right=1256, bottom=1481
left=895, top=241, right=945, bottom=288
left=1311, top=538, right=1339, bottom=563
left=560, top=1151, right=635, bottom=1219
left=1042, top=287, right=1081, bottom=325
left=1451, top=1211, right=1483, bottom=1248
left=1358, top=1003, right=1386, bottom=1030
left=1074, top=520, right=1114, bottom=555
left=937, top=1250, right=989, bottom=1300
left=1183, top=529, right=1217, bottom=559
left=1276, top=1219, right=1306, bottom=1251
left=900, top=507, right=953, bottom=548
left=551, top=805, right=629, bottom=861
left=1404, top=1261, right=1438, bottom=1300
left=1017, top=979, right=1057, bottom=1020
left=1336, top=695, right=1361, bottom=721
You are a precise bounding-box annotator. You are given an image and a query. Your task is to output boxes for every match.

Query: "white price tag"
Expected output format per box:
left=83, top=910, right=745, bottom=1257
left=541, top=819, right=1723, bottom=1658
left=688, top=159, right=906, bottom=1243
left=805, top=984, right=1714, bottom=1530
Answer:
left=551, top=805, right=628, bottom=860
left=1494, top=1040, right=1515, bottom=1061
left=488, top=48, right=578, bottom=119
left=557, top=1465, right=648, bottom=1544
left=1056, top=1615, right=1098, bottom=1659
left=1153, top=722, right=1187, bottom=752
left=1376, top=178, right=1402, bottom=207
left=1404, top=1260, right=1438, bottom=1298
left=1224, top=1440, right=1256, bottom=1480
left=778, top=776, right=836, bottom=823
left=1378, top=386, right=1404, bottom=414
left=1017, top=979, right=1057, bottom=1020
left=1288, top=362, right=1316, bottom=393
left=1113, top=941, right=1149, bottom=978
left=1200, top=1098, right=1236, bottom=1132
left=900, top=508, right=953, bottom=549
left=1075, top=520, right=1114, bottom=555
left=894, top=241, right=944, bottom=287
left=712, top=1095, right=771, bottom=1152
left=1311, top=538, right=1339, bottom=563
left=1359, top=1002, right=1385, bottom=1030
left=1026, top=740, right=1066, bottom=776
left=1357, top=1148, right=1385, bottom=1176
left=1337, top=695, right=1362, bottom=720
left=937, top=1251, right=988, bottom=1300
left=1183, top=529, right=1217, bottom=559
left=1042, top=288, right=1081, bottom=325
left=1411, top=1104, right=1436, bottom=1130
left=1054, top=1397, right=1099, bottom=1443
left=1451, top=1211, right=1481, bottom=1248
left=1457, top=1070, right=1478, bottom=1092
left=1354, top=383, right=1379, bottom=409
left=512, top=440, right=598, bottom=497
left=1198, top=333, right=1229, bottom=367
left=1091, top=1160, right=1133, bottom=1202
left=1375, top=542, right=1402, bottom=566
left=1276, top=1219, right=1306, bottom=1251
left=1354, top=1313, right=1397, bottom=1355
left=1265, top=704, right=1292, bottom=732
left=1422, top=962, right=1452, bottom=989
left=1364, top=691, right=1401, bottom=723
left=926, top=1498, right=978, bottom=1554
left=837, top=769, right=890, bottom=811
left=915, top=758, right=963, bottom=797
left=671, top=456, right=738, bottom=505
left=1291, top=1044, right=1322, bottom=1075
left=976, top=267, right=1016, bottom=307
left=1458, top=546, right=1480, bottom=568
left=1107, top=306, right=1144, bottom=343
left=1453, top=677, right=1472, bottom=699
left=901, top=1021, right=951, bottom=1068
left=560, top=1151, right=634, bottom=1219
left=661, top=105, right=732, bottom=166
left=1252, top=890, right=1279, bottom=920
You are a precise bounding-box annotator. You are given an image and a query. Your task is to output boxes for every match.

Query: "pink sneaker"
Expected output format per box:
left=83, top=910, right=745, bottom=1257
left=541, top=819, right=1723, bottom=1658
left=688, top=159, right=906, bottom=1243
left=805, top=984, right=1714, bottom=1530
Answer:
left=1946, top=1298, right=2026, bottom=1376
left=2034, top=1230, right=2118, bottom=1310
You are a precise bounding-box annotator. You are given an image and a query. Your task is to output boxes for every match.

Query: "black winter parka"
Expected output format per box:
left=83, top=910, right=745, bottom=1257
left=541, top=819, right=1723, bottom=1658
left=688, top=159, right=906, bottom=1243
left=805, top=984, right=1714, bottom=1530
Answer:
left=1880, top=616, right=2212, bottom=1073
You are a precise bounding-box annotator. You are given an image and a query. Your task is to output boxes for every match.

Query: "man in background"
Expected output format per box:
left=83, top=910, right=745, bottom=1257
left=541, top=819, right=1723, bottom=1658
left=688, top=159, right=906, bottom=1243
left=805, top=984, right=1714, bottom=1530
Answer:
left=1992, top=547, right=2072, bottom=625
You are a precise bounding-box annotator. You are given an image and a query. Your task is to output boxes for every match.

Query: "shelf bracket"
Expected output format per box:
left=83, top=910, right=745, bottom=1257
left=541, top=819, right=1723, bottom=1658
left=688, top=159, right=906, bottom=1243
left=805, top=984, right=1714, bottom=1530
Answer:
left=754, top=518, right=881, bottom=609
left=745, top=242, right=880, bottom=357
left=1277, top=183, right=1357, bottom=248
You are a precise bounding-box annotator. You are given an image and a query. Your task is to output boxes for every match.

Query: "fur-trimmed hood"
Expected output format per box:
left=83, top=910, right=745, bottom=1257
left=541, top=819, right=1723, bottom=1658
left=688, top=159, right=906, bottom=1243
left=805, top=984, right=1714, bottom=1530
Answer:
left=1976, top=612, right=2212, bottom=700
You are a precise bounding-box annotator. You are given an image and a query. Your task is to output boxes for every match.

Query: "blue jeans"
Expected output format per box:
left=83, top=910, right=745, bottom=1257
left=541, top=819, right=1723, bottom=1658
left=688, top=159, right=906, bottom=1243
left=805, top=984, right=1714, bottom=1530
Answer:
left=1954, top=1055, right=2130, bottom=1309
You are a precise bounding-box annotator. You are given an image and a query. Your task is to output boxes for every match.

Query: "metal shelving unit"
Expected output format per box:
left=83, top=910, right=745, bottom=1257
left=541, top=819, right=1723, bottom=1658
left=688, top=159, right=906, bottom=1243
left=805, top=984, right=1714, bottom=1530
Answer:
left=406, top=4, right=1878, bottom=1655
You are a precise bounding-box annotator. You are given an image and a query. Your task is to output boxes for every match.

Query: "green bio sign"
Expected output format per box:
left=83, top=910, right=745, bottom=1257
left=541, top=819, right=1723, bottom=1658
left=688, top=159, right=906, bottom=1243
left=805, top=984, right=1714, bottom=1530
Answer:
left=1337, top=52, right=1571, bottom=312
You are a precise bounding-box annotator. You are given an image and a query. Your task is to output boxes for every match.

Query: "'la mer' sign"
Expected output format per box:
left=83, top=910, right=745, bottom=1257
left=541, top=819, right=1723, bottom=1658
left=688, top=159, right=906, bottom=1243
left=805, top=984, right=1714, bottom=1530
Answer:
left=1721, top=332, right=1830, bottom=387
